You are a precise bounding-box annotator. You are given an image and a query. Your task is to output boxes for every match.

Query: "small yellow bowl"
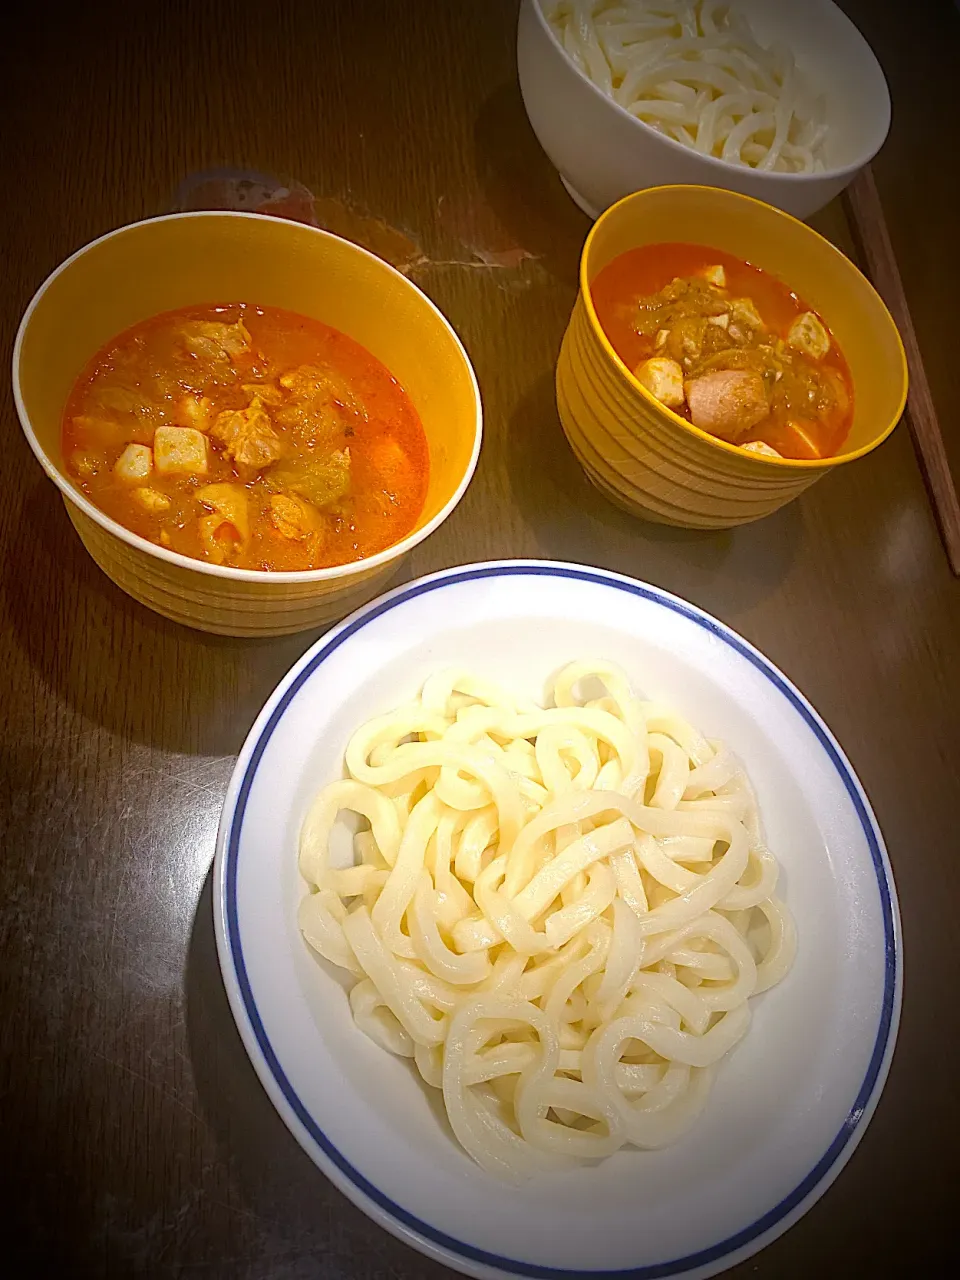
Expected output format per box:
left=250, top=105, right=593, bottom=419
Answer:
left=556, top=185, right=908, bottom=529
left=13, top=213, right=482, bottom=636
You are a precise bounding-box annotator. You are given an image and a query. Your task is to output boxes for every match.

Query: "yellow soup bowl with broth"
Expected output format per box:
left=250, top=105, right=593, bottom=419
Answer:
left=14, top=212, right=482, bottom=636
left=555, top=185, right=908, bottom=528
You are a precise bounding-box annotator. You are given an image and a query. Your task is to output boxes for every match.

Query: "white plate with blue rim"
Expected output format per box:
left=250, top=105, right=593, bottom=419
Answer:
left=213, top=560, right=901, bottom=1280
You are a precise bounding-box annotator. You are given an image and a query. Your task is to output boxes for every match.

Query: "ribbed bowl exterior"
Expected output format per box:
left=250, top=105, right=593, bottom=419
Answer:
left=65, top=499, right=399, bottom=637
left=557, top=297, right=820, bottom=528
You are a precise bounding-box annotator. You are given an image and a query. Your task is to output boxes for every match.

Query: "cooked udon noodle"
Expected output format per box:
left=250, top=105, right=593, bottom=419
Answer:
left=298, top=661, right=796, bottom=1180
left=541, top=0, right=828, bottom=173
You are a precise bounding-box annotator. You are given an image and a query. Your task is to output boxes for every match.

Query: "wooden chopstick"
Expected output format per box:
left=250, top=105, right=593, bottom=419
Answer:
left=842, top=164, right=960, bottom=576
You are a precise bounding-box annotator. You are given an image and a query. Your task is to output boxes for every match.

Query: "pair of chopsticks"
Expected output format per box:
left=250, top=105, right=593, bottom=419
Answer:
left=842, top=166, right=960, bottom=575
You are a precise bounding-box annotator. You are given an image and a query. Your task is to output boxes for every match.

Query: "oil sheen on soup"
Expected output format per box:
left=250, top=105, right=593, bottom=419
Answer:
left=62, top=304, right=430, bottom=571
left=590, top=244, right=854, bottom=460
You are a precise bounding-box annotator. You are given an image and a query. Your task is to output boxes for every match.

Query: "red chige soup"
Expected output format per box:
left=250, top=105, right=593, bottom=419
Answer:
left=590, top=243, right=854, bottom=461
left=62, top=303, right=430, bottom=571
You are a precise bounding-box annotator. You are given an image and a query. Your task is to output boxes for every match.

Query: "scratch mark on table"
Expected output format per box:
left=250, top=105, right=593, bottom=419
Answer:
left=90, top=1048, right=206, bottom=1126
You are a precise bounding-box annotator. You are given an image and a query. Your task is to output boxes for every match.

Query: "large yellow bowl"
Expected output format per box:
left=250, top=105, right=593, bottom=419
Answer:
left=556, top=185, right=908, bottom=528
left=13, top=213, right=482, bottom=636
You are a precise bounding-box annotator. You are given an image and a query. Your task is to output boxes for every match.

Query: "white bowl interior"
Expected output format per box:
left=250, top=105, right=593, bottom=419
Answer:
left=521, top=0, right=890, bottom=218
left=216, top=564, right=899, bottom=1278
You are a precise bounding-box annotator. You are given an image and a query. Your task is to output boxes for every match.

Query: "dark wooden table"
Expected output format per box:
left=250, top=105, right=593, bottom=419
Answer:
left=2, top=2, right=957, bottom=1276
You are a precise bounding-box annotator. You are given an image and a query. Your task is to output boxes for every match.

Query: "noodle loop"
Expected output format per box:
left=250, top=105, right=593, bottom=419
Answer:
left=298, top=661, right=796, bottom=1179
left=541, top=1, right=828, bottom=174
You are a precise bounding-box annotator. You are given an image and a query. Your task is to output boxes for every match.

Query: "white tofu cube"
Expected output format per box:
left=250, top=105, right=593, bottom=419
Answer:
left=132, top=487, right=172, bottom=513
left=634, top=357, right=685, bottom=410
left=154, top=426, right=208, bottom=476
left=70, top=449, right=105, bottom=478
left=175, top=393, right=213, bottom=431
left=708, top=313, right=730, bottom=330
left=113, top=443, right=153, bottom=484
left=729, top=298, right=763, bottom=331
left=787, top=311, right=831, bottom=360
left=740, top=440, right=782, bottom=459
left=703, top=264, right=726, bottom=288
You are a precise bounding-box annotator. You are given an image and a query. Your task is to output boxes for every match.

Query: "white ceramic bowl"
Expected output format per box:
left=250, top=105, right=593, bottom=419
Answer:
left=214, top=560, right=901, bottom=1280
left=517, top=0, right=891, bottom=220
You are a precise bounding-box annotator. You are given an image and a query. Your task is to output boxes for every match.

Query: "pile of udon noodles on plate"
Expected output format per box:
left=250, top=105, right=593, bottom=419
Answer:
left=298, top=660, right=796, bottom=1180
left=541, top=0, right=828, bottom=173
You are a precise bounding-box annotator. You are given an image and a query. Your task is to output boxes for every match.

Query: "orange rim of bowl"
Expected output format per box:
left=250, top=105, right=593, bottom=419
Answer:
left=578, top=185, right=909, bottom=471
left=12, top=211, right=484, bottom=584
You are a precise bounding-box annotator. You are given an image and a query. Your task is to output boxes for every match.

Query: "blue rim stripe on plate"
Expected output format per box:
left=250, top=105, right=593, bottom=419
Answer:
left=223, top=563, right=898, bottom=1279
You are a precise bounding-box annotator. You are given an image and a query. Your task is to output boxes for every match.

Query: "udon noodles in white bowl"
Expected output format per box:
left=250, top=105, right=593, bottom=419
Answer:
left=298, top=660, right=796, bottom=1181
left=540, top=0, right=828, bottom=173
